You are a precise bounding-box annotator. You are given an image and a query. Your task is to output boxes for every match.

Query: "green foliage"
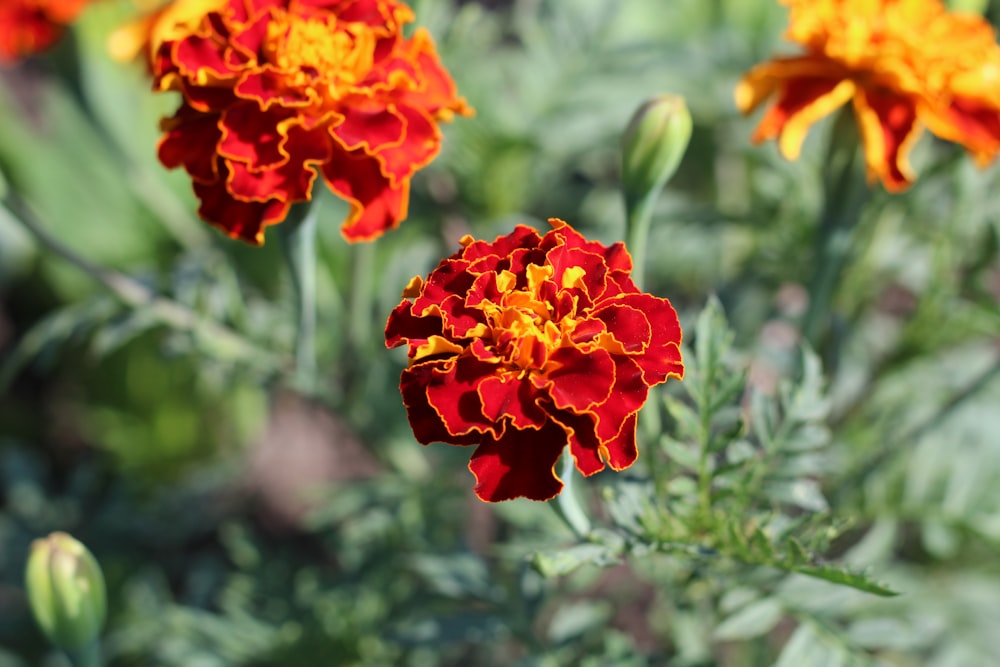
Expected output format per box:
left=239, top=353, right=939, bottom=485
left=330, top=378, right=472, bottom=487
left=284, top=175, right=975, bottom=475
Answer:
left=2, top=0, right=1000, bottom=665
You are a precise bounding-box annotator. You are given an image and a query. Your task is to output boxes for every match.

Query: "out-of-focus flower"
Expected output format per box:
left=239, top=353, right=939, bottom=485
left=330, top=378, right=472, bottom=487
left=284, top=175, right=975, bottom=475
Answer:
left=736, top=0, right=1000, bottom=192
left=25, top=532, right=107, bottom=652
left=116, top=0, right=471, bottom=244
left=385, top=219, right=684, bottom=502
left=0, top=0, right=91, bottom=63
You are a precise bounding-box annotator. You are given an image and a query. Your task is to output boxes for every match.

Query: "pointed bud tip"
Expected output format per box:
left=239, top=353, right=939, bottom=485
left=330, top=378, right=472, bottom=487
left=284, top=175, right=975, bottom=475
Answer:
left=25, top=532, right=107, bottom=652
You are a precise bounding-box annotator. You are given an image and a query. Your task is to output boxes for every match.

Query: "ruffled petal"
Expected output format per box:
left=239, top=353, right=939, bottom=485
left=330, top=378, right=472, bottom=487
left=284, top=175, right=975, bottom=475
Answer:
left=469, top=422, right=568, bottom=502
left=400, top=362, right=481, bottom=446
left=853, top=88, right=920, bottom=192
left=424, top=356, right=500, bottom=439
left=920, top=95, right=1000, bottom=167
left=533, top=345, right=616, bottom=414
left=477, top=374, right=547, bottom=429
left=192, top=178, right=289, bottom=244
left=322, top=149, right=408, bottom=241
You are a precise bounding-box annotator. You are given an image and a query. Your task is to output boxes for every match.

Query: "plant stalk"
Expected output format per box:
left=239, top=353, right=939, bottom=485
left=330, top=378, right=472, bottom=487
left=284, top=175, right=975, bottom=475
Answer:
left=553, top=453, right=592, bottom=539
left=280, top=203, right=320, bottom=386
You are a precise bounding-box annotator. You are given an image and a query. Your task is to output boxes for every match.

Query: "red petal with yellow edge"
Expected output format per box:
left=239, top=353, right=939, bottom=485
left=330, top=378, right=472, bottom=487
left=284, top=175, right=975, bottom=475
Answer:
left=461, top=226, right=542, bottom=264
left=173, top=34, right=231, bottom=82
left=384, top=300, right=443, bottom=350
left=225, top=156, right=315, bottom=203
left=533, top=345, right=616, bottom=413
left=545, top=245, right=608, bottom=302
left=158, top=108, right=222, bottom=183
left=373, top=105, right=441, bottom=187
left=400, top=362, right=481, bottom=446
left=593, top=302, right=651, bottom=354
left=593, top=356, right=649, bottom=444
left=322, top=149, right=408, bottom=241
left=424, top=356, right=499, bottom=439
left=193, top=179, right=288, bottom=245
left=332, top=106, right=406, bottom=153
left=604, top=413, right=638, bottom=471
left=600, top=293, right=684, bottom=382
left=219, top=103, right=297, bottom=171
left=469, top=422, right=568, bottom=502
left=922, top=96, right=1000, bottom=166
left=236, top=68, right=314, bottom=110
left=549, top=410, right=605, bottom=476
left=478, top=375, right=547, bottom=430
left=756, top=76, right=855, bottom=161
left=853, top=88, right=919, bottom=192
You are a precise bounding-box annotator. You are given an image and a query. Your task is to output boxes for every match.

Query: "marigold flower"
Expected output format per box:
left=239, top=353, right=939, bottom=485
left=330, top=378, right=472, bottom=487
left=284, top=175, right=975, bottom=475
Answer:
left=385, top=219, right=684, bottom=502
left=125, top=0, right=470, bottom=244
left=0, top=0, right=91, bottom=63
left=736, top=0, right=1000, bottom=191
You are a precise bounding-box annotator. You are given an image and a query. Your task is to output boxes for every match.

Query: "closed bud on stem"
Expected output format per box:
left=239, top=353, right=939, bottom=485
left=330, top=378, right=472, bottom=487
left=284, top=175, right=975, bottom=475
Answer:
left=25, top=532, right=107, bottom=652
left=621, top=95, right=693, bottom=206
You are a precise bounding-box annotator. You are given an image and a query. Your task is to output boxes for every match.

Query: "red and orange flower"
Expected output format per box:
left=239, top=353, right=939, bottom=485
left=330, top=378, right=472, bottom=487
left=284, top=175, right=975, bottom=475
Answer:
left=736, top=0, right=1000, bottom=191
left=0, top=0, right=91, bottom=63
left=126, top=0, right=470, bottom=244
left=385, top=219, right=684, bottom=502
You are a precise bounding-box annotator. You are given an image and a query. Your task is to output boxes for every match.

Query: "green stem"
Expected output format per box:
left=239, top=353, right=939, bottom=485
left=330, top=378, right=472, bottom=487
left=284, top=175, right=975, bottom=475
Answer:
left=68, top=640, right=101, bottom=667
left=2, top=193, right=281, bottom=372
left=642, top=392, right=666, bottom=498
left=348, top=240, right=376, bottom=355
left=624, top=191, right=657, bottom=291
left=696, top=392, right=714, bottom=520
left=553, top=453, right=592, bottom=539
left=800, top=109, right=871, bottom=350
left=280, top=203, right=319, bottom=386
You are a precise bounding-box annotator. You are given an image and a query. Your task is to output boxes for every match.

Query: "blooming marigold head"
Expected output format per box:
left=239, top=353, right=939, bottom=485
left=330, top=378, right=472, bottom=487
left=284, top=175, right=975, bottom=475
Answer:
left=0, top=0, right=91, bottom=63
left=736, top=0, right=1000, bottom=191
left=125, top=0, right=471, bottom=244
left=385, top=219, right=684, bottom=502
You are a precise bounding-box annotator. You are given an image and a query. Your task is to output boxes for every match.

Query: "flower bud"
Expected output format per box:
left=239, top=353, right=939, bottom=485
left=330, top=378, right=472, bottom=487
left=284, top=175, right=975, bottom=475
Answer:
left=25, top=532, right=107, bottom=652
left=948, top=0, right=988, bottom=14
left=621, top=95, right=692, bottom=205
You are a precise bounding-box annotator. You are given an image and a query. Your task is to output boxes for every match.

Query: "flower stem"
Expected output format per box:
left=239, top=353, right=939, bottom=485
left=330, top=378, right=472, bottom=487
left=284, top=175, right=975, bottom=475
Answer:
left=624, top=190, right=657, bottom=291
left=68, top=640, right=101, bottom=667
left=801, top=109, right=870, bottom=350
left=348, top=240, right=376, bottom=355
left=553, top=453, right=592, bottom=539
left=280, top=203, right=319, bottom=387
left=1, top=193, right=281, bottom=373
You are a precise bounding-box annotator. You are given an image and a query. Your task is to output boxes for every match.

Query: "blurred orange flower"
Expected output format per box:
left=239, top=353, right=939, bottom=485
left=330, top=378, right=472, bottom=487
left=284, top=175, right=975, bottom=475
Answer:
left=121, top=0, right=470, bottom=244
left=0, top=0, right=90, bottom=63
left=736, top=0, right=1000, bottom=191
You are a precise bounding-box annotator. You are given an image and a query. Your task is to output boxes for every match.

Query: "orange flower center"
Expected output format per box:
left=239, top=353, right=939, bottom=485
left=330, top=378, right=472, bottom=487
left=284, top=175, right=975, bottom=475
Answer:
left=478, top=264, right=586, bottom=372
left=262, top=13, right=375, bottom=99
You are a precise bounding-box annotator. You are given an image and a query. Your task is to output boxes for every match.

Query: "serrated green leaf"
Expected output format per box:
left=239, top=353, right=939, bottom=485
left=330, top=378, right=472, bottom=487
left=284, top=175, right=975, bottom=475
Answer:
left=784, top=538, right=811, bottom=566
left=660, top=436, right=701, bottom=471
left=709, top=368, right=749, bottom=413
left=790, top=564, right=899, bottom=597
left=664, top=395, right=701, bottom=440
left=531, top=544, right=614, bottom=578
left=750, top=527, right=774, bottom=559
left=769, top=479, right=830, bottom=513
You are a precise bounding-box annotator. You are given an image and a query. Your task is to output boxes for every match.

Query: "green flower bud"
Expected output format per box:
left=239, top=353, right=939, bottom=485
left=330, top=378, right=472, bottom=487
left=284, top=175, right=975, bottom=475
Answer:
left=25, top=532, right=107, bottom=652
left=621, top=95, right=693, bottom=206
left=948, top=0, right=988, bottom=14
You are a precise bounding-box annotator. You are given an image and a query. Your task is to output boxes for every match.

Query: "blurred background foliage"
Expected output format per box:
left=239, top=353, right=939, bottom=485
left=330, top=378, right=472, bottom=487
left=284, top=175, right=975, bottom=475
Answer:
left=1, top=0, right=999, bottom=665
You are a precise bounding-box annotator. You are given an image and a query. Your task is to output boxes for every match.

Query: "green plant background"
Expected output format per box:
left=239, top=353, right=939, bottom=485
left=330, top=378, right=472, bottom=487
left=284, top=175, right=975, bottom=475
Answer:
left=2, top=0, right=999, bottom=665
